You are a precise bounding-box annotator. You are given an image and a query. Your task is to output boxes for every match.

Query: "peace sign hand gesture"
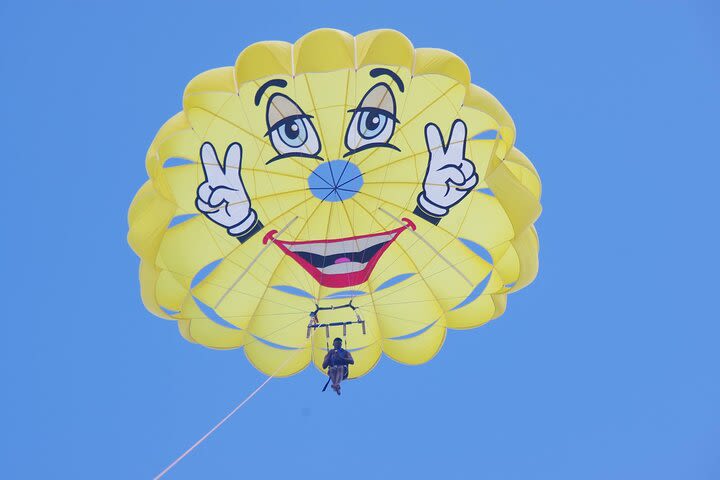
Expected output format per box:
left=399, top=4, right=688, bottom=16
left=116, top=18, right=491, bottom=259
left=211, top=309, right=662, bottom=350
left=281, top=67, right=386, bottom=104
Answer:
left=195, top=142, right=258, bottom=236
left=417, top=119, right=478, bottom=218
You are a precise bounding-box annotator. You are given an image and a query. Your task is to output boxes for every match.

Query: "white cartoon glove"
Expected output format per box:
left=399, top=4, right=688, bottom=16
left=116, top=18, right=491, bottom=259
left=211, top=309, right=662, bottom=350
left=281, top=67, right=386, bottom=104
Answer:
left=415, top=119, right=478, bottom=223
left=195, top=142, right=259, bottom=238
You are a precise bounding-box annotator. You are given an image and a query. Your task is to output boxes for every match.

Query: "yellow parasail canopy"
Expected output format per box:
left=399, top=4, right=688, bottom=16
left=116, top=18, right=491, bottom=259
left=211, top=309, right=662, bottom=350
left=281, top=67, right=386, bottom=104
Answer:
left=128, top=28, right=542, bottom=379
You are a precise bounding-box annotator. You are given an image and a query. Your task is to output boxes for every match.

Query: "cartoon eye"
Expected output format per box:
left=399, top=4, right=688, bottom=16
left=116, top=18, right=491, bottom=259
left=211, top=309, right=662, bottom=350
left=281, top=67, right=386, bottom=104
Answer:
left=345, top=83, right=399, bottom=156
left=274, top=116, right=310, bottom=148
left=357, top=109, right=390, bottom=140
left=266, top=93, right=321, bottom=162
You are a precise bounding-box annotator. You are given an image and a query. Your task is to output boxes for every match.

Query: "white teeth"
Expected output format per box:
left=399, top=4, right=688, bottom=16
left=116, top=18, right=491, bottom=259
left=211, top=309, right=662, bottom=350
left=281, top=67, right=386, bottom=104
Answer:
left=284, top=233, right=394, bottom=256
left=318, top=262, right=367, bottom=274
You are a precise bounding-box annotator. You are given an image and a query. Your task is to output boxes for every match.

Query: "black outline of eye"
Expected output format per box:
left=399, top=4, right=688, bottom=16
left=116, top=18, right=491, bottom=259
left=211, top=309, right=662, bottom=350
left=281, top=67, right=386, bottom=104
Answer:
left=344, top=82, right=401, bottom=158
left=265, top=92, right=323, bottom=165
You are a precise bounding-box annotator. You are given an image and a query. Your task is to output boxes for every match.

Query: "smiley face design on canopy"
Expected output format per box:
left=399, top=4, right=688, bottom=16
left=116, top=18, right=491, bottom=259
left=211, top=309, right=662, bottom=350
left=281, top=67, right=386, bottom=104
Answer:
left=128, top=29, right=542, bottom=378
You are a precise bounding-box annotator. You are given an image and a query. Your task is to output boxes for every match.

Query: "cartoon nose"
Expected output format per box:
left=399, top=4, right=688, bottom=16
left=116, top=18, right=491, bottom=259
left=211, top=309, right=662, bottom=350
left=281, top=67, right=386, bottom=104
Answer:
left=308, top=159, right=363, bottom=202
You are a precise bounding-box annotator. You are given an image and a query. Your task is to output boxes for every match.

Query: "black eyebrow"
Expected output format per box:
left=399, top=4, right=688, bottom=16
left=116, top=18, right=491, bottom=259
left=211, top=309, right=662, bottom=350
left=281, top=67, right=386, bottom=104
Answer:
left=254, top=79, right=287, bottom=106
left=369, top=68, right=404, bottom=92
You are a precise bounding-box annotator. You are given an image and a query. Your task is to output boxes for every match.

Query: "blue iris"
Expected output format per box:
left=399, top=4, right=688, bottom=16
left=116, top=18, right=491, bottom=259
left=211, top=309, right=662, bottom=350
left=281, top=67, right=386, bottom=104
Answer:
left=358, top=110, right=388, bottom=139
left=277, top=118, right=308, bottom=147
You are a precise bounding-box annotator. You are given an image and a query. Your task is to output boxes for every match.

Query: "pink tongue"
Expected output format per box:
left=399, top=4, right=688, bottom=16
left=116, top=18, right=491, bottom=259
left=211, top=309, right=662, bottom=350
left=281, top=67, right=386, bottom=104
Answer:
left=334, top=257, right=351, bottom=264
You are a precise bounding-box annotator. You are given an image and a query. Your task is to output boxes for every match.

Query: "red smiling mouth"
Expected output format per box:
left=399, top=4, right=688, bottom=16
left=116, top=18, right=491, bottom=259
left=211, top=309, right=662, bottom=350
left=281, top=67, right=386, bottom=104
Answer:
left=264, top=218, right=416, bottom=288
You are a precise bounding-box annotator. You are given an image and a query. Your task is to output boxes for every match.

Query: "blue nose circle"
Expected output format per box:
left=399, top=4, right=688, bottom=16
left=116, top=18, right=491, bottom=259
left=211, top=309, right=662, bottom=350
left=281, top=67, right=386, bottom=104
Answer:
left=308, top=159, right=363, bottom=202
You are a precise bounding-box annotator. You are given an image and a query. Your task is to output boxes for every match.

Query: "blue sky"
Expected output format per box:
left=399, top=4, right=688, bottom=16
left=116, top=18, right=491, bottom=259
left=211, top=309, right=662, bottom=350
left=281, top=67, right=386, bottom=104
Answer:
left=1, top=1, right=718, bottom=478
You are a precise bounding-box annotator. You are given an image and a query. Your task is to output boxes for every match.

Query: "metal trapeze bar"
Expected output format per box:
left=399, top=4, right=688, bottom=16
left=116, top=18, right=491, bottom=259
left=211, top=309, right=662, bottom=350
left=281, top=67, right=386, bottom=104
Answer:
left=310, top=300, right=358, bottom=314
left=306, top=301, right=367, bottom=338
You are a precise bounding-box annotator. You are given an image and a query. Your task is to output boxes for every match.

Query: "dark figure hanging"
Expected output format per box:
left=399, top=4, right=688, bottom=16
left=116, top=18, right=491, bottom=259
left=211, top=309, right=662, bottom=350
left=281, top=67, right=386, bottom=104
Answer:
left=322, top=337, right=354, bottom=395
